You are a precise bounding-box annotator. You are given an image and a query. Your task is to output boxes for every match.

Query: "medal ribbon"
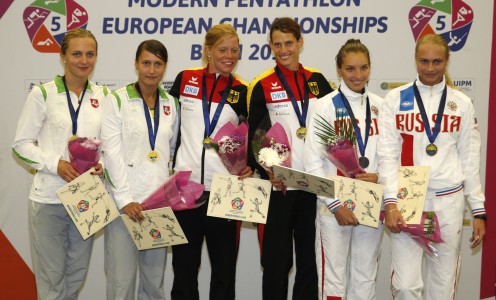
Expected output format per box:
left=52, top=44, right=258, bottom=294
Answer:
left=337, top=87, right=371, bottom=159
left=274, top=66, right=309, bottom=129
left=135, top=83, right=160, bottom=151
left=62, top=76, right=88, bottom=136
left=412, top=81, right=447, bottom=147
left=202, top=72, right=233, bottom=138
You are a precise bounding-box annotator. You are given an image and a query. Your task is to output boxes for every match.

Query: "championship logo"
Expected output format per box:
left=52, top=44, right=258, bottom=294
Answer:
left=409, top=0, right=473, bottom=52
left=23, top=0, right=89, bottom=53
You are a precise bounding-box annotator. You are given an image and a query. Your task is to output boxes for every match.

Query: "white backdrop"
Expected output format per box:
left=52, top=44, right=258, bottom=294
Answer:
left=0, top=0, right=493, bottom=299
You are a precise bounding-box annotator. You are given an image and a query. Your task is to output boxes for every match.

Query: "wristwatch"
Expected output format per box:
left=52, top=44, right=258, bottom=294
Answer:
left=474, top=214, right=487, bottom=221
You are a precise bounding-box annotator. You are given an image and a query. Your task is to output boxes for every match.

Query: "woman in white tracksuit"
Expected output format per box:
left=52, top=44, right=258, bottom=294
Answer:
left=101, top=40, right=179, bottom=300
left=304, top=39, right=384, bottom=300
left=12, top=29, right=108, bottom=300
left=378, top=34, right=486, bottom=300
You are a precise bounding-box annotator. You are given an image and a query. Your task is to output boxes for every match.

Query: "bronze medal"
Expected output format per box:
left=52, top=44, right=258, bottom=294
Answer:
left=359, top=156, right=369, bottom=168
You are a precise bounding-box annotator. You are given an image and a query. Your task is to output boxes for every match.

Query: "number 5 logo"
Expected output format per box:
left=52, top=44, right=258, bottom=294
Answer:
left=409, top=0, right=473, bottom=52
left=23, top=0, right=89, bottom=53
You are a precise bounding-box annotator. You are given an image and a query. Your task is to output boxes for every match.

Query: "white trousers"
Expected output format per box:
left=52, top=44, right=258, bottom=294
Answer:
left=390, top=191, right=464, bottom=300
left=316, top=202, right=384, bottom=300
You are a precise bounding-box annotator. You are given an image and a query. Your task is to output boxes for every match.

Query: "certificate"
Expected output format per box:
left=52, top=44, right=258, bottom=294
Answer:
left=397, top=166, right=431, bottom=224
left=56, top=168, right=119, bottom=240
left=207, top=173, right=272, bottom=224
left=320, top=176, right=383, bottom=229
left=121, top=207, right=188, bottom=250
left=273, top=165, right=335, bottom=198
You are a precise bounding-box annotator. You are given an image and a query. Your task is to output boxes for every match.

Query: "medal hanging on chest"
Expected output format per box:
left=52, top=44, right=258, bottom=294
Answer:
left=63, top=76, right=88, bottom=141
left=338, top=88, right=371, bottom=169
left=201, top=72, right=233, bottom=149
left=136, top=83, right=161, bottom=162
left=274, top=66, right=309, bottom=139
left=412, top=81, right=447, bottom=157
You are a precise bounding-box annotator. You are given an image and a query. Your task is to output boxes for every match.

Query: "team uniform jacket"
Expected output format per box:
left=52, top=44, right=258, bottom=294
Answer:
left=169, top=67, right=248, bottom=192
left=101, top=84, right=179, bottom=210
left=248, top=62, right=333, bottom=177
left=378, top=77, right=485, bottom=216
left=304, top=83, right=383, bottom=209
left=12, top=75, right=109, bottom=204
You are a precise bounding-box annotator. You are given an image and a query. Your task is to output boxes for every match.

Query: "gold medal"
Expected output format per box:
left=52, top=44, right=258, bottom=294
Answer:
left=203, top=137, right=213, bottom=149
left=426, top=144, right=438, bottom=156
left=148, top=150, right=159, bottom=162
left=68, top=135, right=79, bottom=141
left=296, top=127, right=307, bottom=139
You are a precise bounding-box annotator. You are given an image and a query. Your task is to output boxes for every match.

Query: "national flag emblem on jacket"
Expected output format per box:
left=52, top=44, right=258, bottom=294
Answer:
left=163, top=105, right=171, bottom=116
left=308, top=81, right=319, bottom=96
left=90, top=98, right=99, bottom=108
left=227, top=90, right=240, bottom=104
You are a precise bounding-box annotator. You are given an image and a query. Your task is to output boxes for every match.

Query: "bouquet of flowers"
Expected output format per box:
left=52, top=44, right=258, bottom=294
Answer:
left=399, top=211, right=443, bottom=257
left=252, top=122, right=291, bottom=172
left=68, top=137, right=101, bottom=174
left=313, top=114, right=364, bottom=178
left=210, top=122, right=248, bottom=175
left=141, top=171, right=205, bottom=211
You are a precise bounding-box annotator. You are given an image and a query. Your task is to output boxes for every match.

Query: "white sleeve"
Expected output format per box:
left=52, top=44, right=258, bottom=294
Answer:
left=377, top=91, right=402, bottom=206
left=456, top=96, right=485, bottom=214
left=100, top=93, right=134, bottom=210
left=304, top=99, right=339, bottom=209
left=12, top=86, right=61, bottom=175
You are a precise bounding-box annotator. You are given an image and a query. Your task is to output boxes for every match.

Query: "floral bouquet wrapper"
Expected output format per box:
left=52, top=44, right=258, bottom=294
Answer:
left=313, top=114, right=364, bottom=178
left=68, top=137, right=101, bottom=174
left=141, top=171, right=205, bottom=211
left=325, top=143, right=364, bottom=178
left=253, top=122, right=291, bottom=173
left=399, top=211, right=443, bottom=257
left=211, top=122, right=248, bottom=176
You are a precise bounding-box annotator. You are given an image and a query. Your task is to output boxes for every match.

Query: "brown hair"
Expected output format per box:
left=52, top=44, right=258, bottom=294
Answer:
left=135, top=39, right=168, bottom=64
left=335, top=38, right=371, bottom=69
left=270, top=17, right=301, bottom=42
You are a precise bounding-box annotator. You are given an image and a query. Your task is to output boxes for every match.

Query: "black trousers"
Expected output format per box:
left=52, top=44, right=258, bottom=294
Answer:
left=171, top=193, right=240, bottom=300
left=258, top=190, right=318, bottom=300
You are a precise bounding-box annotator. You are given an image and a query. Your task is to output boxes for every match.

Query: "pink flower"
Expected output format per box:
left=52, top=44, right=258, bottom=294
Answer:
left=211, top=122, right=248, bottom=175
left=141, top=171, right=205, bottom=211
left=68, top=137, right=101, bottom=173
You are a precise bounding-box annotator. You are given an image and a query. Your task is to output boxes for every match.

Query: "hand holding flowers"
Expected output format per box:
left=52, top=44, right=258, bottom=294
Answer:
left=313, top=114, right=364, bottom=178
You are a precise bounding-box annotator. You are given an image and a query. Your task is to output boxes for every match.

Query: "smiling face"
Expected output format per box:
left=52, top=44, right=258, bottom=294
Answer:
left=135, top=50, right=166, bottom=89
left=61, top=37, right=97, bottom=82
left=270, top=30, right=303, bottom=71
left=206, top=36, right=240, bottom=76
left=416, top=42, right=448, bottom=86
left=337, top=51, right=370, bottom=93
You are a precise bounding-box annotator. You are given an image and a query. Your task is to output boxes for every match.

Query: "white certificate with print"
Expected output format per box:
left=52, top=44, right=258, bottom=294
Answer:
left=397, top=166, right=430, bottom=224
left=207, top=173, right=272, bottom=224
left=56, top=168, right=119, bottom=240
left=121, top=207, right=188, bottom=250
left=320, top=176, right=383, bottom=228
left=273, top=165, right=335, bottom=198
